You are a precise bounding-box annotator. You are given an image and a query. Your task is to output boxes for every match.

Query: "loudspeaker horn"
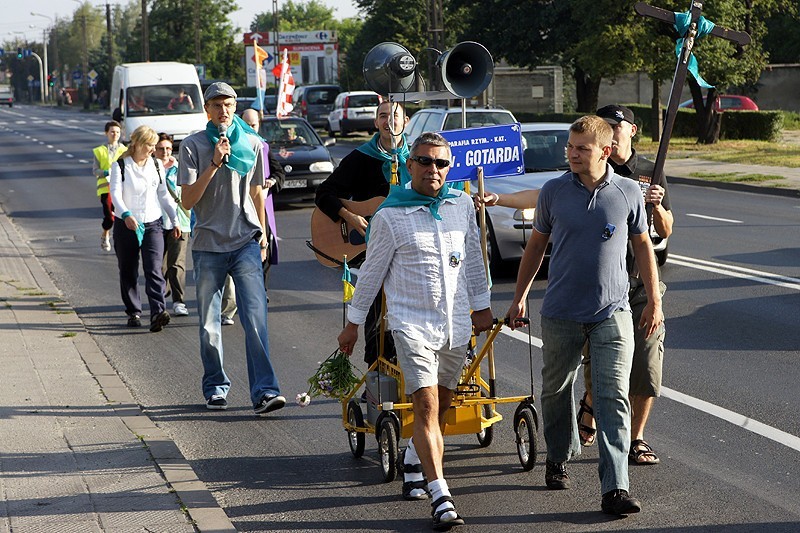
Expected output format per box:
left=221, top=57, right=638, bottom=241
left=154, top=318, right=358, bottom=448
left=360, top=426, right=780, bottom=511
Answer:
left=362, top=42, right=417, bottom=96
left=438, top=41, right=494, bottom=98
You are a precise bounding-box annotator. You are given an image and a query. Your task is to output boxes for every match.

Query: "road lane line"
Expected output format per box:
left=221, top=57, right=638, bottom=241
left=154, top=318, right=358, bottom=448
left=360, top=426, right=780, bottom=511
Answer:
left=661, top=387, right=800, bottom=452
left=498, top=328, right=800, bottom=452
left=686, top=213, right=743, bottom=223
left=670, top=254, right=800, bottom=291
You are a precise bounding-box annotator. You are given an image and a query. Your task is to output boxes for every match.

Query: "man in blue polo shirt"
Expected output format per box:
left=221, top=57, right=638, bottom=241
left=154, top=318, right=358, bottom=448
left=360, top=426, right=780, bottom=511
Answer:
left=506, top=115, right=663, bottom=516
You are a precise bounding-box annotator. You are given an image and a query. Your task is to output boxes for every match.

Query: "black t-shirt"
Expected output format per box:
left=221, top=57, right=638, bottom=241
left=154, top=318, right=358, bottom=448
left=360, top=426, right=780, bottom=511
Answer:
left=314, top=148, right=389, bottom=222
left=609, top=148, right=671, bottom=212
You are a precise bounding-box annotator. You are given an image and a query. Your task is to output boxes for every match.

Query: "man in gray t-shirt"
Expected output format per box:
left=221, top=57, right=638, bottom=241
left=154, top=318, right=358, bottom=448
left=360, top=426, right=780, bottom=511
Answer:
left=506, top=116, right=663, bottom=517
left=178, top=82, right=284, bottom=415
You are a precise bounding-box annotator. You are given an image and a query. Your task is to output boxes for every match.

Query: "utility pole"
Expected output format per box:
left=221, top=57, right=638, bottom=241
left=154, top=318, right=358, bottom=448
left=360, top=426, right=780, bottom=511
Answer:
left=427, top=0, right=444, bottom=91
left=106, top=3, right=114, bottom=86
left=194, top=0, right=201, bottom=63
left=30, top=12, right=53, bottom=102
left=141, top=0, right=149, bottom=61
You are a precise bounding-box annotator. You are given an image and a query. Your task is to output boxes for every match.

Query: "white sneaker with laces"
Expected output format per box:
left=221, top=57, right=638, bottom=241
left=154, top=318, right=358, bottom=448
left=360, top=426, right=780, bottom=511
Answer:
left=101, top=235, right=111, bottom=252
left=173, top=302, right=189, bottom=316
left=221, top=316, right=235, bottom=326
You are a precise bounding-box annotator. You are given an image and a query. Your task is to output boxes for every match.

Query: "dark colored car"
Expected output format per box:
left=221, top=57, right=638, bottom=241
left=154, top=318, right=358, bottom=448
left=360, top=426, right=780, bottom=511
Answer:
left=236, top=95, right=278, bottom=116
left=293, top=85, right=342, bottom=128
left=258, top=116, right=336, bottom=203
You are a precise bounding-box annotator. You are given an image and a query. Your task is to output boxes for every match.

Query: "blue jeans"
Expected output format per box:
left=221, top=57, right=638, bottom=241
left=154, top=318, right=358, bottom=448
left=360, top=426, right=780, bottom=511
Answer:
left=540, top=310, right=634, bottom=495
left=193, top=241, right=280, bottom=406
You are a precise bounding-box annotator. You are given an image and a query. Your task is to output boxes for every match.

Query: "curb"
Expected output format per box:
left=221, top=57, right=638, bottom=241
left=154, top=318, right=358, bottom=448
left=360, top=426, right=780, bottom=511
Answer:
left=0, top=209, right=236, bottom=533
left=666, top=174, right=800, bottom=198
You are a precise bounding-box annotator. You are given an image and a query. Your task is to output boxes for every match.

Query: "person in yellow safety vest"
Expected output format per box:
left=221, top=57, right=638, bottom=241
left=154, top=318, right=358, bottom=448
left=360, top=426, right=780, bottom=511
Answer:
left=93, top=121, right=126, bottom=251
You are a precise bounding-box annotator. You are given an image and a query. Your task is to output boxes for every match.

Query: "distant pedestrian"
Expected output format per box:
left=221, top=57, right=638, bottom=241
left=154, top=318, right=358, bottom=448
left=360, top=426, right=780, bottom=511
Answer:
left=155, top=132, right=192, bottom=317
left=109, top=125, right=179, bottom=332
left=178, top=82, right=284, bottom=414
left=93, top=120, right=126, bottom=252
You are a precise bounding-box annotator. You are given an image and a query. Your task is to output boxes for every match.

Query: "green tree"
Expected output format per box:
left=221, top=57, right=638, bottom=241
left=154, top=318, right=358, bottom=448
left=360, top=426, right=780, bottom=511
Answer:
left=145, top=0, right=241, bottom=82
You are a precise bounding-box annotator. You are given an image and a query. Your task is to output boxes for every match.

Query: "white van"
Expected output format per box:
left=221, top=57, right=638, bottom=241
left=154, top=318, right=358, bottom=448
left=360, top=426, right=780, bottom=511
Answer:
left=111, top=62, right=206, bottom=143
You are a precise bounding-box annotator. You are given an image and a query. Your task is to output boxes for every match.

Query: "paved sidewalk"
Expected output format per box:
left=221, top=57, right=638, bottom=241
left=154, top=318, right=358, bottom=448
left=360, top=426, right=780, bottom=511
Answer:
left=0, top=209, right=235, bottom=533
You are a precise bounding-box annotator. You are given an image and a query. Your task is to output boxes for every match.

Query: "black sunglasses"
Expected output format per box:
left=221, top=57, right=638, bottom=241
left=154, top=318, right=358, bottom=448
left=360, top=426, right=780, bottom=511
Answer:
left=410, top=155, right=450, bottom=168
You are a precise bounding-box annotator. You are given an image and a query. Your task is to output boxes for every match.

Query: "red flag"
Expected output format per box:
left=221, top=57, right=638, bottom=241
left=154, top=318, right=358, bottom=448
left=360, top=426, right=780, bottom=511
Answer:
left=276, top=49, right=295, bottom=118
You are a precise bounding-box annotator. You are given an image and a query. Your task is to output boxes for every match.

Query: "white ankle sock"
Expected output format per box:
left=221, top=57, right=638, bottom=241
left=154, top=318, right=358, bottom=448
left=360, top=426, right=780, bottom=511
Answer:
left=403, top=439, right=426, bottom=497
left=428, top=478, right=456, bottom=521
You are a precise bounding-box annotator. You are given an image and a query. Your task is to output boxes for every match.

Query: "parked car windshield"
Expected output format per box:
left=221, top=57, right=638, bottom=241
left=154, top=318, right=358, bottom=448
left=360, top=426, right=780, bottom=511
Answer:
left=348, top=94, right=381, bottom=107
left=126, top=84, right=203, bottom=116
left=522, top=130, right=569, bottom=171
left=442, top=111, right=516, bottom=130
left=306, top=88, right=339, bottom=105
left=260, top=119, right=320, bottom=147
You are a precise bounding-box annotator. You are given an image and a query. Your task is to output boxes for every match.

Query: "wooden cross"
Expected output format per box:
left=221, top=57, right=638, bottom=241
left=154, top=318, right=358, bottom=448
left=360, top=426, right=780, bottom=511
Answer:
left=634, top=1, right=751, bottom=198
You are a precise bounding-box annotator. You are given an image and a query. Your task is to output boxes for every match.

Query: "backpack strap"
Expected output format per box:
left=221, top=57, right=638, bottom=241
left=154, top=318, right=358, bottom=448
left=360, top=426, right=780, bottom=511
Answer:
left=117, top=158, right=125, bottom=182
left=151, top=155, right=163, bottom=184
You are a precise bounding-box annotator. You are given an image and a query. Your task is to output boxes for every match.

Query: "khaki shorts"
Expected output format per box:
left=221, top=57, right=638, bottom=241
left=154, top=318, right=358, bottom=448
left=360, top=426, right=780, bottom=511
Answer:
left=392, top=330, right=466, bottom=395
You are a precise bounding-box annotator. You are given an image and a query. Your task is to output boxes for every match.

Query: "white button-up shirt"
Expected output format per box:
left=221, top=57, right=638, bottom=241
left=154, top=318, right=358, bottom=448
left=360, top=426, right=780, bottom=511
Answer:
left=110, top=156, right=178, bottom=225
left=347, top=190, right=491, bottom=350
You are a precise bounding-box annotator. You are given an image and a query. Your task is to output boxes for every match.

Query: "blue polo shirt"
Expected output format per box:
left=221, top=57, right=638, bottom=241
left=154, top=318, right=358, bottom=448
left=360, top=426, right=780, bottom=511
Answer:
left=534, top=165, right=648, bottom=323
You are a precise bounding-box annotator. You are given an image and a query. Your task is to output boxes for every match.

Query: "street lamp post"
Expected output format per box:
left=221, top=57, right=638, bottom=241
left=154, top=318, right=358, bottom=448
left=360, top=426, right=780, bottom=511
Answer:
left=30, top=13, right=53, bottom=102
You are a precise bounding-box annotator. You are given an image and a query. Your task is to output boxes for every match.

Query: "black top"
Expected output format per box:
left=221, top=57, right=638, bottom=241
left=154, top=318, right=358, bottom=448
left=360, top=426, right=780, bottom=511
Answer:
left=608, top=148, right=671, bottom=212
left=314, top=148, right=389, bottom=222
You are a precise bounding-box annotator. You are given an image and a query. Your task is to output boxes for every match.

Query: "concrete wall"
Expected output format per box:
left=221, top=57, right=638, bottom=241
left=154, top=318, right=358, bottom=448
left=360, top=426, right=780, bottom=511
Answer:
left=598, top=64, right=800, bottom=112
left=490, top=66, right=564, bottom=113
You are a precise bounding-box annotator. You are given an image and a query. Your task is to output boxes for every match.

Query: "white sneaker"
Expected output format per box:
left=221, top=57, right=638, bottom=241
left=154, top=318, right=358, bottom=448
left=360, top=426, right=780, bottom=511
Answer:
left=221, top=316, right=235, bottom=326
left=101, top=235, right=111, bottom=252
left=173, top=302, right=189, bottom=316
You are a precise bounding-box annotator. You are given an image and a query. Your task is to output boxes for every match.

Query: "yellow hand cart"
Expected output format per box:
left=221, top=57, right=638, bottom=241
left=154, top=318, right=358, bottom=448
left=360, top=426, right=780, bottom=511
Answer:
left=341, top=317, right=539, bottom=482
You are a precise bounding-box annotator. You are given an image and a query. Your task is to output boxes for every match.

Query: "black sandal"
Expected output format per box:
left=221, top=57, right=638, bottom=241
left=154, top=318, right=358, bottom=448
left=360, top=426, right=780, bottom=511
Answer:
left=629, top=439, right=660, bottom=465
left=431, top=496, right=465, bottom=531
left=402, top=463, right=430, bottom=501
left=577, top=391, right=596, bottom=447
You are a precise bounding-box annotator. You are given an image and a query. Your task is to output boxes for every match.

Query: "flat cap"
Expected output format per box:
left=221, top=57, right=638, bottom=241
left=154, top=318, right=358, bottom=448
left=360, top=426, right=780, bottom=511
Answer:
left=596, top=104, right=635, bottom=125
left=204, top=82, right=237, bottom=101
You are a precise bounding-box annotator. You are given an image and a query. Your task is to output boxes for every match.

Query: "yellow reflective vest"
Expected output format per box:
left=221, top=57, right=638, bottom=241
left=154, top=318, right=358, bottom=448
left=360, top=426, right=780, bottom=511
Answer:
left=93, top=144, right=126, bottom=196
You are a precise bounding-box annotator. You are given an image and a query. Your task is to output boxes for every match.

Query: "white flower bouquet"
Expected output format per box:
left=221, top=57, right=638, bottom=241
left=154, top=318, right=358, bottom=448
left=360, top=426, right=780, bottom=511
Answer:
left=296, top=349, right=361, bottom=407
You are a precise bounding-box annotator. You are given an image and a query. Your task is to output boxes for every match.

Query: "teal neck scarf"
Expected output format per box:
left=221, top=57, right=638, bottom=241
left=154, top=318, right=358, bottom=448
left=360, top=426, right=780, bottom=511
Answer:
left=366, top=183, right=459, bottom=242
left=205, top=114, right=257, bottom=175
left=357, top=133, right=412, bottom=187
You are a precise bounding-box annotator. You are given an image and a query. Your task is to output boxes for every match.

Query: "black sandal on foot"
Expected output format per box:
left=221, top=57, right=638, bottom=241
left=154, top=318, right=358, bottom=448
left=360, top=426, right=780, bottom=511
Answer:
left=401, top=464, right=429, bottom=500
left=577, top=391, right=596, bottom=447
left=431, top=496, right=465, bottom=531
left=629, top=439, right=660, bottom=465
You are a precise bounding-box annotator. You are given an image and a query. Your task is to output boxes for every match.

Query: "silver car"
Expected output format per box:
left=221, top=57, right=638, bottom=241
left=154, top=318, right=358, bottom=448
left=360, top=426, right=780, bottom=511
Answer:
left=475, top=122, right=669, bottom=270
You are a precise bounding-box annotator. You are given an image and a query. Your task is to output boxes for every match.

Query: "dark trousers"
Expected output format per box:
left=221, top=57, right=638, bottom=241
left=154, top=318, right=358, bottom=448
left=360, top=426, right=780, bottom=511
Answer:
left=163, top=229, right=189, bottom=304
left=364, top=290, right=395, bottom=367
left=114, top=218, right=167, bottom=319
left=100, top=193, right=114, bottom=231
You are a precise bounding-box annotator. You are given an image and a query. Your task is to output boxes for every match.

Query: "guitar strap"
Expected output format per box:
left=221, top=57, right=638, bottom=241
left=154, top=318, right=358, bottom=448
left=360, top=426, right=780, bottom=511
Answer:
left=304, top=240, right=366, bottom=268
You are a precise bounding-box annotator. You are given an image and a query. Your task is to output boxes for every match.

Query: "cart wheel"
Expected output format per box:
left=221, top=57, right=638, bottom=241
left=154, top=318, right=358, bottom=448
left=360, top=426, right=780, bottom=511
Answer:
left=476, top=394, right=494, bottom=448
left=347, top=400, right=365, bottom=458
left=378, top=418, right=398, bottom=482
left=514, top=403, right=539, bottom=471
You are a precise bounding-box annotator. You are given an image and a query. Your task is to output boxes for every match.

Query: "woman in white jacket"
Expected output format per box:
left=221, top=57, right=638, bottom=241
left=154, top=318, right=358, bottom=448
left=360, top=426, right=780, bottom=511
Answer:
left=109, top=125, right=180, bottom=331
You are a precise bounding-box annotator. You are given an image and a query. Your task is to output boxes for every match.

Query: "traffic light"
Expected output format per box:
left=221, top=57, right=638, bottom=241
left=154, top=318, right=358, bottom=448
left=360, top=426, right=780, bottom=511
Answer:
left=17, top=48, right=22, bottom=59
left=48, top=75, right=54, bottom=87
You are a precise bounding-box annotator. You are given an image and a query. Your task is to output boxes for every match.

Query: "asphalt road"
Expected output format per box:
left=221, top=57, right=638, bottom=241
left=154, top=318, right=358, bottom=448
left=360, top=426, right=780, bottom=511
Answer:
left=1, top=104, right=799, bottom=532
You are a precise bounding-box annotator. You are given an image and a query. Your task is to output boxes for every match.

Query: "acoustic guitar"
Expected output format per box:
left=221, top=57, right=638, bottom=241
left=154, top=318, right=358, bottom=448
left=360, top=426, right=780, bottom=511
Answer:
left=308, top=196, right=386, bottom=268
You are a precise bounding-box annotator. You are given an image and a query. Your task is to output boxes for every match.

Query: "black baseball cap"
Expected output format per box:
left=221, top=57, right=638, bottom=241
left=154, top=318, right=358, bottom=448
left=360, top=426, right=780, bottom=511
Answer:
left=596, top=105, right=635, bottom=125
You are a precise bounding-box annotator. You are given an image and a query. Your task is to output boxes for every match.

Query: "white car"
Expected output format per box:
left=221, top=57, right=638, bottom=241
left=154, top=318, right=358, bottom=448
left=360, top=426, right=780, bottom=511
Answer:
left=326, top=91, right=381, bottom=136
left=477, top=122, right=668, bottom=270
left=404, top=106, right=517, bottom=144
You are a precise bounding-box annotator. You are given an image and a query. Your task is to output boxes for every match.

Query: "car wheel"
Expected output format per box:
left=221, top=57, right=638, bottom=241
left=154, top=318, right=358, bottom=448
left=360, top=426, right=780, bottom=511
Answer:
left=656, top=243, right=669, bottom=266
left=326, top=122, right=336, bottom=137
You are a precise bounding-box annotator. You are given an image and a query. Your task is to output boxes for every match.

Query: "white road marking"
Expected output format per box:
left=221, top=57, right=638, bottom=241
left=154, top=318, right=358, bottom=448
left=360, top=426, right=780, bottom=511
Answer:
left=78, top=159, right=89, bottom=164
left=686, top=213, right=743, bottom=224
left=66, top=154, right=74, bottom=158
left=498, top=253, right=800, bottom=451
left=670, top=254, right=800, bottom=291
left=47, top=145, right=53, bottom=149
left=56, top=149, right=63, bottom=153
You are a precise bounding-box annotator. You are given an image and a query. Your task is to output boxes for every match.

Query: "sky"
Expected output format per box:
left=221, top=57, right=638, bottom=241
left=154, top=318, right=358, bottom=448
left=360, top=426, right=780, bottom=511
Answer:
left=6, top=0, right=361, bottom=42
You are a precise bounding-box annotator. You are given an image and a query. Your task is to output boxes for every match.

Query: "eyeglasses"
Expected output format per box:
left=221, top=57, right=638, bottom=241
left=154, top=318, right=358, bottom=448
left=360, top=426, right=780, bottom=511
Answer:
left=410, top=155, right=450, bottom=168
left=155, top=145, right=172, bottom=151
left=208, top=102, right=236, bottom=111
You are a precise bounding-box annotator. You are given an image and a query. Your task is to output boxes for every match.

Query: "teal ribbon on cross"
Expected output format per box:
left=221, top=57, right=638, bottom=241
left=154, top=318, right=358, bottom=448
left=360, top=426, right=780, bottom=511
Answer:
left=673, top=11, right=715, bottom=89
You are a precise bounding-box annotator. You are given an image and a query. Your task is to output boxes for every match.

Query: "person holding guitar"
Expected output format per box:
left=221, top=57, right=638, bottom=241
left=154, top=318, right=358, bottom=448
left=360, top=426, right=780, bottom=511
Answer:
left=314, top=100, right=411, bottom=371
